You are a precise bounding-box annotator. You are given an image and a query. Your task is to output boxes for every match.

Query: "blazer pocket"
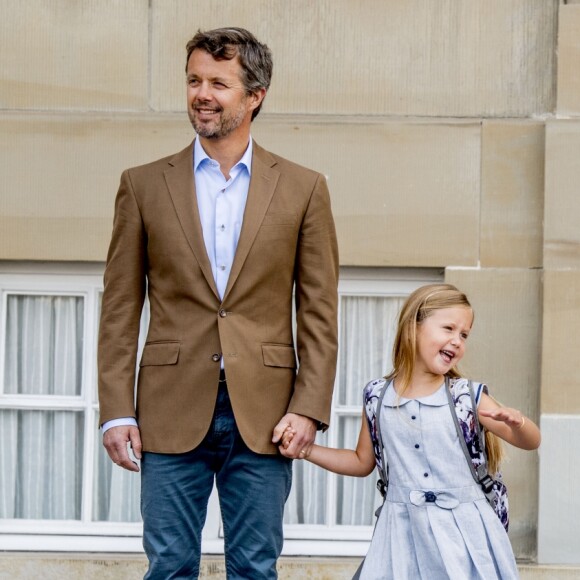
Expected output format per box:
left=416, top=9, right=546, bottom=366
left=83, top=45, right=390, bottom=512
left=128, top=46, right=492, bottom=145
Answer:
left=262, top=344, right=297, bottom=368
left=140, top=341, right=180, bottom=367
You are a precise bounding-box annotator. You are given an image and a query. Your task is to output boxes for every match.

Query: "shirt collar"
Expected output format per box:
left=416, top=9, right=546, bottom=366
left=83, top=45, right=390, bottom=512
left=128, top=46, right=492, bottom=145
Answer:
left=382, top=380, right=448, bottom=408
left=193, top=137, right=253, bottom=177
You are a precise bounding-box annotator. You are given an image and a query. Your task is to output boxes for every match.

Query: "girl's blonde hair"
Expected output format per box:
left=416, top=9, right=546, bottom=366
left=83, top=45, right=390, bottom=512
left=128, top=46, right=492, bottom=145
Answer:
left=386, top=283, right=503, bottom=474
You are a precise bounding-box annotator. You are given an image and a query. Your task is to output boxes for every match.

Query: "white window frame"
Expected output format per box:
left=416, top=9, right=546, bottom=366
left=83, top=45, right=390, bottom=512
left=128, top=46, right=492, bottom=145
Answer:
left=0, top=262, right=441, bottom=555
left=0, top=262, right=143, bottom=551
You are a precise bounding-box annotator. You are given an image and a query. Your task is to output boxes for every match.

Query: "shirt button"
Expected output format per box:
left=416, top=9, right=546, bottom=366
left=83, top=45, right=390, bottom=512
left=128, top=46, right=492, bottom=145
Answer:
left=424, top=473, right=429, bottom=478
left=219, top=309, right=227, bottom=318
left=219, top=224, right=225, bottom=231
left=411, top=415, right=416, bottom=420
left=212, top=353, right=221, bottom=362
left=219, top=265, right=226, bottom=271
left=415, top=444, right=420, bottom=449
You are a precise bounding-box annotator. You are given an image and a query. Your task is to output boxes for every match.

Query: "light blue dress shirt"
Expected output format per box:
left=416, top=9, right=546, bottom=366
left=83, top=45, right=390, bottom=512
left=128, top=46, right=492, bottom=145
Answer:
left=102, top=138, right=253, bottom=433
left=194, top=137, right=252, bottom=300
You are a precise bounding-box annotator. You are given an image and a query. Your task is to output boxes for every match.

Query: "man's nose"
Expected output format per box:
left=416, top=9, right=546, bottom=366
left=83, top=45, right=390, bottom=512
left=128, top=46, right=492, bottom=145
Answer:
left=196, top=82, right=212, bottom=100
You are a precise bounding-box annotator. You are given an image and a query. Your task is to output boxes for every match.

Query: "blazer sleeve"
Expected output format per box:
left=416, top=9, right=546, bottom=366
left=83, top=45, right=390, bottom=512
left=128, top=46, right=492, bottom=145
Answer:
left=97, top=169, right=147, bottom=426
left=287, top=173, right=339, bottom=429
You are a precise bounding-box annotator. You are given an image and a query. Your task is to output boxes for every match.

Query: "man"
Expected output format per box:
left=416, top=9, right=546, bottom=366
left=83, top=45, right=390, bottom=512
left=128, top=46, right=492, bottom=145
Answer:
left=98, top=27, right=338, bottom=579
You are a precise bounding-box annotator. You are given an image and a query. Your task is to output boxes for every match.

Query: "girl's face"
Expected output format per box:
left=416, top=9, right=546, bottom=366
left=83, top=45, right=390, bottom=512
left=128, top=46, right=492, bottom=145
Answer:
left=415, top=306, right=473, bottom=377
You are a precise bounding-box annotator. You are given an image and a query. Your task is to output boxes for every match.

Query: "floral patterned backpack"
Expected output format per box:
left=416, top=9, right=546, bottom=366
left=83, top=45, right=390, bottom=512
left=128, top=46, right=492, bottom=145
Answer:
left=363, top=376, right=509, bottom=532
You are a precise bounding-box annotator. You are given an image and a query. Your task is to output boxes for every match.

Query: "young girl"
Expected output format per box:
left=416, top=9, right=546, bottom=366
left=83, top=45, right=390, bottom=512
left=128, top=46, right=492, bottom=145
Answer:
left=281, top=283, right=540, bottom=579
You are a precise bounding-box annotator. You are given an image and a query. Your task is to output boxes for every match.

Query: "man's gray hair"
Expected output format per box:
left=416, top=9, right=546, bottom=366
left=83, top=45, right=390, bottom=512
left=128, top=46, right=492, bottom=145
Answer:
left=186, top=27, right=273, bottom=121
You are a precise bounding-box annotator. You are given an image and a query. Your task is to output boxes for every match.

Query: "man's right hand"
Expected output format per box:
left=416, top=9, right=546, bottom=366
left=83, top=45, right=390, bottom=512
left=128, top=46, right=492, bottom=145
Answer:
left=103, top=425, right=142, bottom=472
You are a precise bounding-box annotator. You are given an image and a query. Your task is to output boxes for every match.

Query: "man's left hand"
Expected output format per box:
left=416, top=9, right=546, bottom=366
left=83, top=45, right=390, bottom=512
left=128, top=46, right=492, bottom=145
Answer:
left=272, top=413, right=317, bottom=459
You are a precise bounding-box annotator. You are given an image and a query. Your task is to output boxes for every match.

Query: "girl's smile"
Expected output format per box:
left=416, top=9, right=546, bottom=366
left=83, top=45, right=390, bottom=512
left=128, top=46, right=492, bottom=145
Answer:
left=415, top=306, right=473, bottom=378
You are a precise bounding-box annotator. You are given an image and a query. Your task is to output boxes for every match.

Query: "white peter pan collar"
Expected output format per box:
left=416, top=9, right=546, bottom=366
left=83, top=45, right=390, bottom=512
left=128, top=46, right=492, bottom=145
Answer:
left=382, top=380, right=449, bottom=408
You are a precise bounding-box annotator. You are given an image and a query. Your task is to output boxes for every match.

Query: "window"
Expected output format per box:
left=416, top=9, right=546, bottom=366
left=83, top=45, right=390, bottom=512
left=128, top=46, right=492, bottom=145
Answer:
left=0, top=263, right=143, bottom=552
left=0, top=263, right=440, bottom=554
left=2, top=292, right=85, bottom=521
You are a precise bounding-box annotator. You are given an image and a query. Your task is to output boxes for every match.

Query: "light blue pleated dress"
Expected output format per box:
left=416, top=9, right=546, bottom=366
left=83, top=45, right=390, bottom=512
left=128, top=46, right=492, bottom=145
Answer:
left=360, top=380, right=519, bottom=580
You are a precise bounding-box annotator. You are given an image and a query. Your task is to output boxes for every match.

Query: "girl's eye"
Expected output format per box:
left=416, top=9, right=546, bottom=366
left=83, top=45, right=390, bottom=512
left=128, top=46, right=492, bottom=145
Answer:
left=461, top=333, right=469, bottom=340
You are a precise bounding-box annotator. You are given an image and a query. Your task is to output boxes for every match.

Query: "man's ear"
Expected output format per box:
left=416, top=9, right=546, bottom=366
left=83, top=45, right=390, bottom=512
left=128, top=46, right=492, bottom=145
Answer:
left=249, top=88, right=267, bottom=112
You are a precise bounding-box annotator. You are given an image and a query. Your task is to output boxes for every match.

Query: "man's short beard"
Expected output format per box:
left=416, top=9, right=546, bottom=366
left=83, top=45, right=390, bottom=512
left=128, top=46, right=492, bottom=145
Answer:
left=189, top=102, right=247, bottom=140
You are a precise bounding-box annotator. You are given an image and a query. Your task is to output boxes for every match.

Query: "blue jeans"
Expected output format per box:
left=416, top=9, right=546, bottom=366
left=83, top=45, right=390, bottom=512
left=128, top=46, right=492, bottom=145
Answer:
left=141, top=383, right=293, bottom=579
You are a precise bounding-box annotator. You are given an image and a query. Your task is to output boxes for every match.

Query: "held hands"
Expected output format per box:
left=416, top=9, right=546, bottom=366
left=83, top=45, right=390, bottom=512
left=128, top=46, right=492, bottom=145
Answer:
left=272, top=413, right=317, bottom=459
left=103, top=425, right=142, bottom=472
left=279, top=425, right=305, bottom=456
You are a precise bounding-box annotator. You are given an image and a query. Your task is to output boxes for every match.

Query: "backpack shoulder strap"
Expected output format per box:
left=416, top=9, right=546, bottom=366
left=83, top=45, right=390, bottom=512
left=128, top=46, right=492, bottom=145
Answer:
left=363, top=378, right=389, bottom=497
left=445, top=376, right=496, bottom=503
left=473, top=381, right=488, bottom=405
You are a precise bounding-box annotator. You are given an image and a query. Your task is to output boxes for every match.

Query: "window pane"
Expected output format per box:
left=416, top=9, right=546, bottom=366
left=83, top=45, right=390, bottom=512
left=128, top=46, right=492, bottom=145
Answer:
left=93, top=412, right=141, bottom=522
left=0, top=410, right=83, bottom=519
left=336, top=415, right=380, bottom=525
left=338, top=295, right=405, bottom=406
left=4, top=295, right=84, bottom=395
left=284, top=430, right=328, bottom=525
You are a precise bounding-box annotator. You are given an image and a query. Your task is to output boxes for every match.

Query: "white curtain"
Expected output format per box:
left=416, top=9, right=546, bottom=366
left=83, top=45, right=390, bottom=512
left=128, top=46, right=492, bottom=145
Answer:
left=284, top=430, right=329, bottom=525
left=336, top=295, right=403, bottom=525
left=92, top=294, right=144, bottom=523
left=0, top=293, right=142, bottom=523
left=338, top=295, right=404, bottom=406
left=93, top=438, right=141, bottom=522
left=0, top=295, right=84, bottom=519
left=285, top=294, right=404, bottom=526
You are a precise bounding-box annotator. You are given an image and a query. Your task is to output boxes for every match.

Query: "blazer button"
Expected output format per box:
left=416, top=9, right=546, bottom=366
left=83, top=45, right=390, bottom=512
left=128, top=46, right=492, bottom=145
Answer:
left=219, top=309, right=227, bottom=318
left=212, top=353, right=221, bottom=362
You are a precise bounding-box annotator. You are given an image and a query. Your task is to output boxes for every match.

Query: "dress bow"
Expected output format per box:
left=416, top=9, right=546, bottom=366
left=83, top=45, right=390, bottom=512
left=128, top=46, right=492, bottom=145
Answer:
left=409, top=490, right=460, bottom=509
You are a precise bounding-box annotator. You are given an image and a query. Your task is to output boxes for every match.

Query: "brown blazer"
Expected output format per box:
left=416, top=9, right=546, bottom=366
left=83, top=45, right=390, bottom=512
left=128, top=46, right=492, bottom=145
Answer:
left=98, top=141, right=339, bottom=454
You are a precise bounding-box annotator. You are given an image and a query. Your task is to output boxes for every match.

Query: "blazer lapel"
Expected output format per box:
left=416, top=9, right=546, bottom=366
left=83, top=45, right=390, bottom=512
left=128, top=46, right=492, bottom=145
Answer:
left=164, top=142, right=220, bottom=299
left=223, top=143, right=280, bottom=302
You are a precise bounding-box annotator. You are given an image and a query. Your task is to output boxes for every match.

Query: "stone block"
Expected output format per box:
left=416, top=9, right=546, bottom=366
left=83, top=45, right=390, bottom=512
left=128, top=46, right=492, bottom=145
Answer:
left=0, top=113, right=193, bottom=260
left=538, top=416, right=580, bottom=564
left=480, top=121, right=544, bottom=268
left=252, top=118, right=481, bottom=268
left=0, top=114, right=481, bottom=267
left=556, top=5, right=580, bottom=116
left=544, top=121, right=580, bottom=268
left=541, top=270, right=580, bottom=414
left=0, top=554, right=575, bottom=578
left=151, top=0, right=557, bottom=117
left=0, top=0, right=149, bottom=111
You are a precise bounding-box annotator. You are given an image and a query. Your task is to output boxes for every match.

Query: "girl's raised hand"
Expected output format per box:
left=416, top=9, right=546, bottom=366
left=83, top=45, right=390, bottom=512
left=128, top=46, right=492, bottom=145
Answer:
left=478, top=406, right=524, bottom=430
left=478, top=393, right=541, bottom=450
